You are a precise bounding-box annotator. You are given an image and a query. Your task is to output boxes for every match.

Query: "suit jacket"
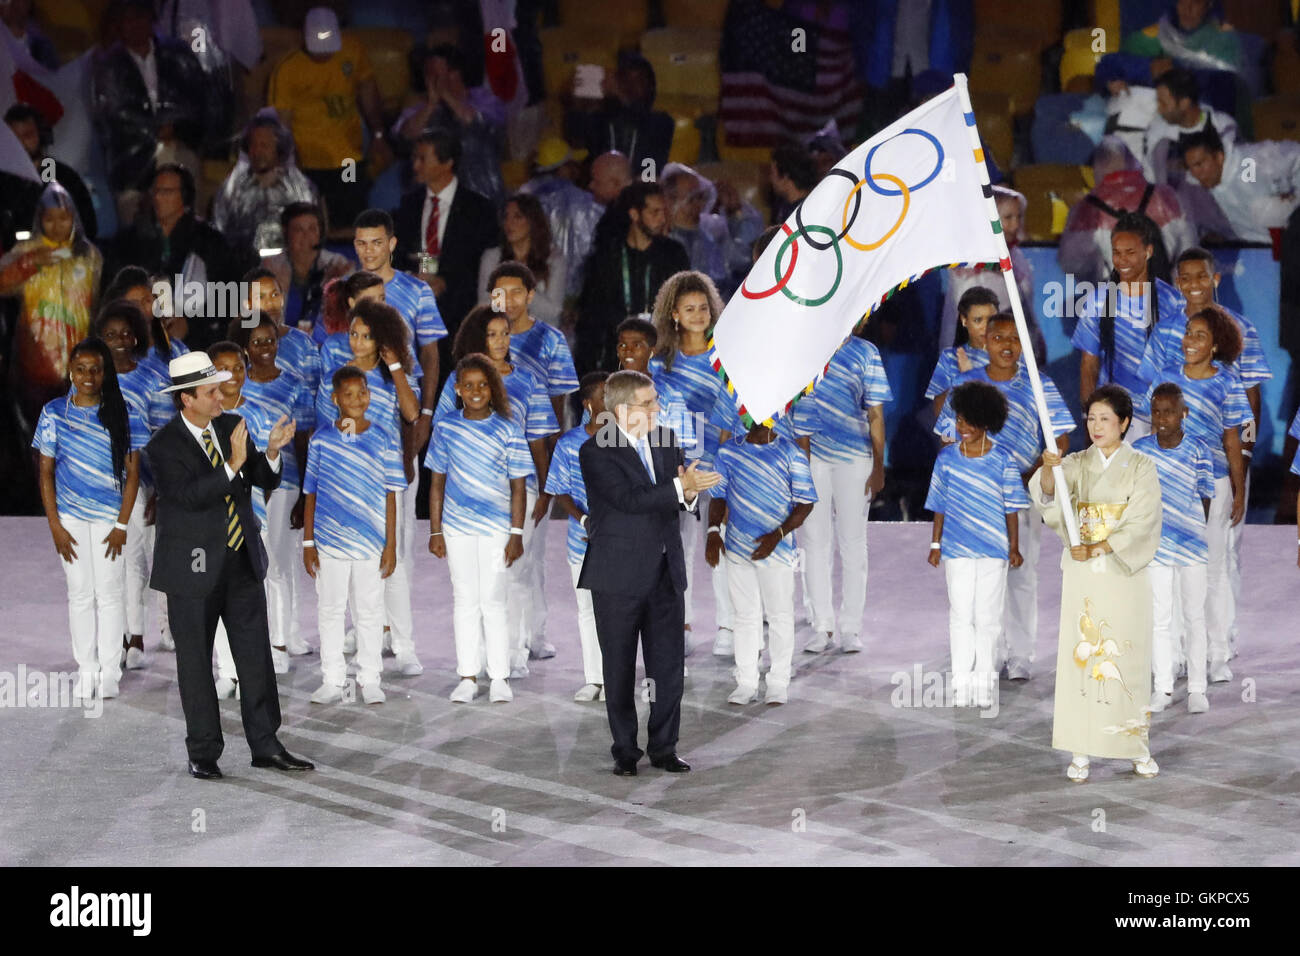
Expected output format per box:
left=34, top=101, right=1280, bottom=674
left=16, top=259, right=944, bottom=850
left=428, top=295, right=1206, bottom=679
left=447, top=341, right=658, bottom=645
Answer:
left=393, top=180, right=499, bottom=335
left=145, top=412, right=281, bottom=597
left=577, top=425, right=689, bottom=598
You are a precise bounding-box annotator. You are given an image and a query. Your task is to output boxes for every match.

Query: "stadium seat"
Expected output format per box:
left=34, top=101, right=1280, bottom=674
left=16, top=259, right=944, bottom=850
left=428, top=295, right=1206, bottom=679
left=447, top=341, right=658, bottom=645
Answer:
left=1087, top=0, right=1122, bottom=50
left=1274, top=33, right=1300, bottom=95
left=558, top=0, right=647, bottom=47
left=663, top=0, right=729, bottom=31
left=1252, top=95, right=1300, bottom=144
left=641, top=29, right=722, bottom=100
left=354, top=28, right=414, bottom=117
left=43, top=24, right=95, bottom=64
left=1011, top=164, right=1090, bottom=241
left=696, top=159, right=769, bottom=223
left=659, top=93, right=714, bottom=166
left=1060, top=28, right=1101, bottom=93
left=716, top=141, right=778, bottom=165
left=974, top=0, right=1063, bottom=51
left=500, top=159, right=530, bottom=193
left=1222, top=0, right=1287, bottom=38
left=969, top=91, right=1014, bottom=171
left=539, top=26, right=619, bottom=101
left=970, top=26, right=1044, bottom=117
left=34, top=0, right=106, bottom=33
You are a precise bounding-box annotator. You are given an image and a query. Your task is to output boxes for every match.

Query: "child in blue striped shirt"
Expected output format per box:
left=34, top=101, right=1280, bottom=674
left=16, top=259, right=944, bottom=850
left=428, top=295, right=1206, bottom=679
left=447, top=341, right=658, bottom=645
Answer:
left=427, top=355, right=534, bottom=704
left=1133, top=384, right=1215, bottom=714
left=925, top=286, right=996, bottom=417
left=34, top=339, right=147, bottom=700
left=926, top=382, right=1028, bottom=709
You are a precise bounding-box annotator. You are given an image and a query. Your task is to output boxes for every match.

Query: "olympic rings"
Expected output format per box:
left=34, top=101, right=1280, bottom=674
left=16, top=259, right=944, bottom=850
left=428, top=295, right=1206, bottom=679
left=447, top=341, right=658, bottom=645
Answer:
left=774, top=224, right=841, bottom=307
left=863, top=128, right=944, bottom=197
left=740, top=223, right=798, bottom=299
left=793, top=169, right=861, bottom=251
left=842, top=173, right=909, bottom=251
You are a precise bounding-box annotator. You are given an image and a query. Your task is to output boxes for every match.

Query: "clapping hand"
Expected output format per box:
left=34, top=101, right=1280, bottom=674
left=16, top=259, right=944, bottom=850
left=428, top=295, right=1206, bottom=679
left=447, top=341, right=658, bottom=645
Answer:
left=678, top=460, right=721, bottom=499
left=265, top=414, right=294, bottom=458
left=227, top=420, right=249, bottom=473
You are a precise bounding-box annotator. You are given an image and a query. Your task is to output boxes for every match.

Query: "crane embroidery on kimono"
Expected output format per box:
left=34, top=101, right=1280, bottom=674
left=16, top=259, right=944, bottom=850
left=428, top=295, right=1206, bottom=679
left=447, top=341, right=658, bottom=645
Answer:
left=1073, top=597, right=1133, bottom=704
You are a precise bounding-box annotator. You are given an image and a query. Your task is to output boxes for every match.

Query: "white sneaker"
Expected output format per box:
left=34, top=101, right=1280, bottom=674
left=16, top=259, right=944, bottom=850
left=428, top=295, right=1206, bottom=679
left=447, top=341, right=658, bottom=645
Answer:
left=804, top=632, right=832, bottom=653
left=529, top=640, right=557, bottom=660
left=287, top=636, right=313, bottom=656
left=159, top=629, right=175, bottom=652
left=1148, top=690, right=1172, bottom=713
left=489, top=678, right=513, bottom=702
left=1209, top=662, right=1232, bottom=683
left=394, top=653, right=424, bottom=676
left=573, top=683, right=602, bottom=702
left=598, top=685, right=606, bottom=701
left=310, top=682, right=345, bottom=704
left=764, top=683, right=788, bottom=706
left=1005, top=658, right=1031, bottom=681
left=99, top=676, right=120, bottom=699
left=1133, top=756, right=1160, bottom=778
left=342, top=628, right=357, bottom=655
left=215, top=677, right=238, bottom=699
left=727, top=684, right=757, bottom=705
left=271, top=647, right=290, bottom=675
left=839, top=633, right=863, bottom=654
left=124, top=645, right=147, bottom=669
left=1187, top=692, right=1209, bottom=714
left=712, top=627, right=735, bottom=657
left=360, top=682, right=386, bottom=704
left=450, top=678, right=478, bottom=703
left=509, top=650, right=529, bottom=680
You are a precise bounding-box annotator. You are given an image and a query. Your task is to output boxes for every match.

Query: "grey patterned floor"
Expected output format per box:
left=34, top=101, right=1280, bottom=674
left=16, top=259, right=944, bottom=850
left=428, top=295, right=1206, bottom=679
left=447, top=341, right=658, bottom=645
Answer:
left=1, top=518, right=1296, bottom=866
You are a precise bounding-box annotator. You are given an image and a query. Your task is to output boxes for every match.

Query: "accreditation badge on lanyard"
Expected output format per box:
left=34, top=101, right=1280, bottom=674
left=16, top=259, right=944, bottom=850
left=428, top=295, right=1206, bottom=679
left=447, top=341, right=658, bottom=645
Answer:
left=621, top=246, right=652, bottom=322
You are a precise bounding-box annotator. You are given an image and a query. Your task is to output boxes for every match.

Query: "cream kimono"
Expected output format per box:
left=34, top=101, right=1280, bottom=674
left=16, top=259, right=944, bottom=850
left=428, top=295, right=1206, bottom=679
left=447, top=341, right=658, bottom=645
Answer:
left=1029, top=444, right=1163, bottom=760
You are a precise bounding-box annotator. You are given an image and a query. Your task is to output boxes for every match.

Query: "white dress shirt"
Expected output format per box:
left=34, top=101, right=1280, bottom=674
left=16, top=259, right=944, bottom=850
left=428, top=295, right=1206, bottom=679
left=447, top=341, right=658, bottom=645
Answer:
left=128, top=41, right=160, bottom=109
left=420, top=176, right=458, bottom=254
left=181, top=412, right=281, bottom=483
left=615, top=423, right=696, bottom=512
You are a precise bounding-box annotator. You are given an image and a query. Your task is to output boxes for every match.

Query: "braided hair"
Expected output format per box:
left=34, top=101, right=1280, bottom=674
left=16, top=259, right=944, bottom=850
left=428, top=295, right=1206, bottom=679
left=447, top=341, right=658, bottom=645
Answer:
left=1099, top=212, right=1157, bottom=382
left=70, top=338, right=131, bottom=490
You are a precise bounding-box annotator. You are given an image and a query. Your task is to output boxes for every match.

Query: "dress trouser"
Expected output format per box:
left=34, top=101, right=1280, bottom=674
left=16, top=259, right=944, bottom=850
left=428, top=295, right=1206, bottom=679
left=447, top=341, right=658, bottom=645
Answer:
left=591, top=556, right=684, bottom=763
left=445, top=531, right=510, bottom=680
left=262, top=485, right=301, bottom=649
left=59, top=515, right=126, bottom=686
left=1150, top=562, right=1209, bottom=695
left=569, top=561, right=604, bottom=685
left=944, top=556, right=1007, bottom=701
left=1002, top=510, right=1041, bottom=665
left=726, top=553, right=794, bottom=690
left=168, top=544, right=282, bottom=763
left=802, top=456, right=872, bottom=637
left=1205, top=475, right=1235, bottom=668
left=316, top=552, right=384, bottom=688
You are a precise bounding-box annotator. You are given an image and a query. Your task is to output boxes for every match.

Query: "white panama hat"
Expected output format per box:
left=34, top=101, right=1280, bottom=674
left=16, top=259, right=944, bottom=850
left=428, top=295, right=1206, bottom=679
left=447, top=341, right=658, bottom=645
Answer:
left=159, top=351, right=233, bottom=393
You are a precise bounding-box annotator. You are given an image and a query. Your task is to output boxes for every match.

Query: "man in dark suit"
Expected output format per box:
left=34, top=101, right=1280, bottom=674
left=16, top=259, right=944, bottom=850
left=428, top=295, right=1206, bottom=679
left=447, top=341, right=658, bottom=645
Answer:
left=146, top=352, right=314, bottom=780
left=393, top=129, right=499, bottom=343
left=578, top=370, right=721, bottom=775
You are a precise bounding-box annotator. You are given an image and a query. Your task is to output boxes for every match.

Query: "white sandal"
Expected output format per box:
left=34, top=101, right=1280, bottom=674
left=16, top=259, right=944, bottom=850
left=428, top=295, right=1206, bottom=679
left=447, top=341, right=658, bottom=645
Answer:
left=1133, top=756, right=1159, bottom=778
left=1066, top=755, right=1090, bottom=783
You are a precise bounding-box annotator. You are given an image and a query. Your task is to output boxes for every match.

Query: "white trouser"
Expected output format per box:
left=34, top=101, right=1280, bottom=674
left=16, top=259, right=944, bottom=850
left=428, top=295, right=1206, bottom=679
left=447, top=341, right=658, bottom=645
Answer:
left=506, top=488, right=539, bottom=663
left=727, top=553, right=795, bottom=689
left=263, top=485, right=301, bottom=649
left=1001, top=509, right=1041, bottom=665
left=383, top=477, right=417, bottom=658
left=527, top=511, right=551, bottom=645
left=59, top=516, right=126, bottom=684
left=1227, top=466, right=1249, bottom=648
left=944, top=557, right=1007, bottom=699
left=1150, top=562, right=1208, bottom=695
left=802, top=455, right=872, bottom=637
left=681, top=490, right=734, bottom=633
left=1205, top=474, right=1235, bottom=666
left=123, top=491, right=151, bottom=635
left=445, top=531, right=510, bottom=680
left=317, top=552, right=385, bottom=687
left=569, top=561, right=603, bottom=685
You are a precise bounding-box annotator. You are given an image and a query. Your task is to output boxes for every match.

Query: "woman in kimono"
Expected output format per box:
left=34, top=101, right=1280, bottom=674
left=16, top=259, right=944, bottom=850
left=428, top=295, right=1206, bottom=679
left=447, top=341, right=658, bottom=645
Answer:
left=1031, top=385, right=1163, bottom=782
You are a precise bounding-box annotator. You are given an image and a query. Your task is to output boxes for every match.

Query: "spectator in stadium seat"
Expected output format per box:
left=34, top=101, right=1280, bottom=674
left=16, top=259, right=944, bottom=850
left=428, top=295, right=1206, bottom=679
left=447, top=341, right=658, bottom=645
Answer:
left=565, top=52, right=674, bottom=179
left=107, top=163, right=235, bottom=350
left=212, top=111, right=320, bottom=273
left=477, top=192, right=567, bottom=327
left=0, top=183, right=101, bottom=432
left=1, top=0, right=58, bottom=70
left=1179, top=131, right=1300, bottom=244
left=0, top=104, right=98, bottom=245
left=574, top=181, right=689, bottom=375
left=264, top=202, right=350, bottom=339
left=90, top=0, right=213, bottom=228
left=267, top=6, right=391, bottom=232
left=1060, top=136, right=1196, bottom=284
left=519, top=139, right=609, bottom=300
left=393, top=43, right=506, bottom=208
left=1143, top=67, right=1237, bottom=187
left=662, top=163, right=763, bottom=300
left=768, top=143, right=817, bottom=225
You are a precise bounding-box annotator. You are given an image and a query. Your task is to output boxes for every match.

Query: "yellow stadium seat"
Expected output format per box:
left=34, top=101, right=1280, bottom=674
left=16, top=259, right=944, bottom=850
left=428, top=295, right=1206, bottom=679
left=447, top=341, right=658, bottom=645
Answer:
left=1088, top=0, right=1122, bottom=49
left=970, top=27, right=1043, bottom=117
left=658, top=94, right=717, bottom=121
left=667, top=114, right=701, bottom=165
left=354, top=28, right=414, bottom=117
left=696, top=159, right=769, bottom=222
left=968, top=91, right=1014, bottom=171
left=641, top=29, right=721, bottom=100
left=663, top=0, right=729, bottom=31
left=559, top=0, right=647, bottom=48
left=1012, top=164, right=1090, bottom=240
left=1060, top=28, right=1103, bottom=92
left=34, top=0, right=105, bottom=33
left=974, top=0, right=1062, bottom=51
left=1253, top=95, right=1300, bottom=143
left=539, top=26, right=619, bottom=100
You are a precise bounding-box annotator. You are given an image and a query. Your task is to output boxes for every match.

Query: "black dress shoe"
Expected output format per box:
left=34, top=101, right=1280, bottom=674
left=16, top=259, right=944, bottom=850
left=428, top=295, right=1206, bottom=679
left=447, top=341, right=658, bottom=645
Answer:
left=650, top=753, right=691, bottom=773
left=251, top=749, right=315, bottom=772
left=188, top=759, right=222, bottom=780
left=612, top=757, right=638, bottom=776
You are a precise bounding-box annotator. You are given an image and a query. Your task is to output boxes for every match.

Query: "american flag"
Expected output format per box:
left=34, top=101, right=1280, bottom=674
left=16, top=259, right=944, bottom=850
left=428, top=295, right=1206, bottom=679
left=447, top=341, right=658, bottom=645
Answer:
left=718, top=0, right=864, bottom=148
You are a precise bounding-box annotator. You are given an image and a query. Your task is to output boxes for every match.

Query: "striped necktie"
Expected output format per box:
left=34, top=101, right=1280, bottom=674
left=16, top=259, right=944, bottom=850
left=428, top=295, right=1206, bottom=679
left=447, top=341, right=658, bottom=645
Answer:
left=201, top=428, right=244, bottom=551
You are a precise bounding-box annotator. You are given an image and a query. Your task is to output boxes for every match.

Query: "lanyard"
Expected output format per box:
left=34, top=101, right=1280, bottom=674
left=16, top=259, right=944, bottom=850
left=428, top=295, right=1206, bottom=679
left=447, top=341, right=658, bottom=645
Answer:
left=621, top=245, right=651, bottom=315
left=610, top=121, right=637, bottom=166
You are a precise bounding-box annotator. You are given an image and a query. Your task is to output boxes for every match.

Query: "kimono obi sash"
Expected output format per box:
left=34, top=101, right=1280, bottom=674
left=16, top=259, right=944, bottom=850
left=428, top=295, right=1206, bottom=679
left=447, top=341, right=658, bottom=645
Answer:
left=1076, top=501, right=1127, bottom=545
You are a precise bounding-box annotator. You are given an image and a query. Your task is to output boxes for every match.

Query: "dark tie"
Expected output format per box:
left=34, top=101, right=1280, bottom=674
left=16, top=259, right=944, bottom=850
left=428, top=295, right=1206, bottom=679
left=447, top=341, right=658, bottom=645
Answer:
left=202, top=428, right=244, bottom=551
left=425, top=194, right=440, bottom=255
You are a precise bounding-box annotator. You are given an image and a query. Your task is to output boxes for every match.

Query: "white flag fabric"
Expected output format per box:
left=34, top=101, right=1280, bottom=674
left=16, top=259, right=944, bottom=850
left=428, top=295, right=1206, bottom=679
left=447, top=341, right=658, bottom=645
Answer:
left=711, top=76, right=1006, bottom=425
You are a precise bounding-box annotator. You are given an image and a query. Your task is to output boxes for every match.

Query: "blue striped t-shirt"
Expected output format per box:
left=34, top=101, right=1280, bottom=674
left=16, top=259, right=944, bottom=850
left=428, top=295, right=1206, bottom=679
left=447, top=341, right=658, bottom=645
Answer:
left=924, top=345, right=990, bottom=400
left=435, top=365, right=557, bottom=492
left=1144, top=362, right=1251, bottom=479
left=711, top=435, right=817, bottom=567
left=543, top=425, right=591, bottom=566
left=33, top=392, right=150, bottom=522
left=509, top=320, right=578, bottom=398
left=789, top=337, right=893, bottom=465
left=425, top=411, right=534, bottom=536
left=936, top=366, right=1075, bottom=474
left=1132, top=434, right=1214, bottom=566
left=304, top=419, right=406, bottom=559
left=925, top=442, right=1030, bottom=561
